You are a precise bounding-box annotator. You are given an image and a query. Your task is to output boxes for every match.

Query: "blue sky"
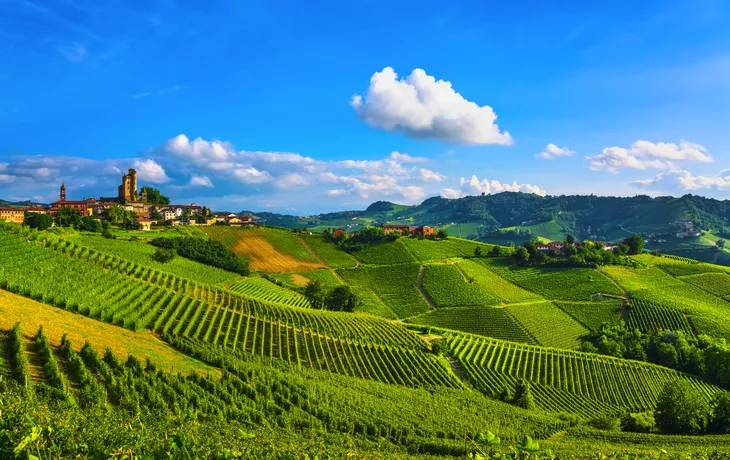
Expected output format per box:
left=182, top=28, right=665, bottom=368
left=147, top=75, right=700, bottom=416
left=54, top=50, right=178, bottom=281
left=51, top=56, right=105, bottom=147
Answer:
left=1, top=0, right=729, bottom=213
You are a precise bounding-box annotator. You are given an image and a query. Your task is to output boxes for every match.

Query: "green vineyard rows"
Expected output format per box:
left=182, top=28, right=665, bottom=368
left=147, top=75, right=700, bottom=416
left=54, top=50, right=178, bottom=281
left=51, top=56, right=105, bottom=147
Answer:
left=0, top=226, right=453, bottom=389
left=422, top=264, right=499, bottom=307
left=679, top=272, right=730, bottom=297
left=626, top=299, right=693, bottom=335
left=338, top=263, right=428, bottom=318
left=505, top=302, right=588, bottom=350
left=301, top=234, right=358, bottom=268
left=350, top=241, right=415, bottom=265
left=229, top=277, right=311, bottom=308
left=405, top=308, right=536, bottom=344
left=553, top=300, right=623, bottom=332
left=448, top=334, right=722, bottom=417
left=477, top=260, right=621, bottom=301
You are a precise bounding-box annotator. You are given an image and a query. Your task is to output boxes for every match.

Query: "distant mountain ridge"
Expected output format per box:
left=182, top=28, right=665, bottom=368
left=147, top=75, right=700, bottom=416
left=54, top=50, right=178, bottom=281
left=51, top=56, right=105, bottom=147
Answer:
left=0, top=199, right=48, bottom=208
left=240, top=192, right=730, bottom=266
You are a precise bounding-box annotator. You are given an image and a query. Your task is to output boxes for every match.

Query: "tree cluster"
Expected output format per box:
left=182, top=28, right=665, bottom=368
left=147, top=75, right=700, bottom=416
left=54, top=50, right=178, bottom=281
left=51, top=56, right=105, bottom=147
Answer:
left=511, top=235, right=644, bottom=268
left=140, top=187, right=170, bottom=205
left=303, top=281, right=358, bottom=312
left=582, top=323, right=730, bottom=390
left=151, top=237, right=250, bottom=275
left=102, top=205, right=139, bottom=229
left=653, top=380, right=730, bottom=435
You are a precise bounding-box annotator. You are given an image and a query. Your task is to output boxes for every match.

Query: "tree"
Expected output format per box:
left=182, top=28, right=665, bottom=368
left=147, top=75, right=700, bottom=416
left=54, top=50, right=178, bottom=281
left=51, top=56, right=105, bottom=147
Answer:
left=436, top=229, right=448, bottom=240
left=78, top=216, right=103, bottom=233
left=324, top=285, right=358, bottom=312
left=152, top=247, right=176, bottom=263
left=566, top=234, right=575, bottom=246
left=513, top=379, right=535, bottom=410
left=473, top=246, right=482, bottom=257
left=655, top=380, right=709, bottom=435
left=624, top=235, right=645, bottom=255
left=304, top=280, right=325, bottom=309
left=103, top=205, right=137, bottom=228
left=513, top=246, right=529, bottom=265
left=24, top=213, right=53, bottom=230
left=709, top=392, right=730, bottom=434
left=717, top=239, right=726, bottom=249
left=151, top=211, right=163, bottom=221
left=141, top=187, right=170, bottom=205
left=54, top=206, right=82, bottom=228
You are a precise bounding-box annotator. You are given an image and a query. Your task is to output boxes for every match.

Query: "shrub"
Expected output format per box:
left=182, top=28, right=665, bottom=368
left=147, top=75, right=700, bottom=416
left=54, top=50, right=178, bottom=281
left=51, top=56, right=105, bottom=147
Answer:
left=587, top=415, right=621, bottom=431
left=621, top=412, right=656, bottom=433
left=655, top=380, right=709, bottom=435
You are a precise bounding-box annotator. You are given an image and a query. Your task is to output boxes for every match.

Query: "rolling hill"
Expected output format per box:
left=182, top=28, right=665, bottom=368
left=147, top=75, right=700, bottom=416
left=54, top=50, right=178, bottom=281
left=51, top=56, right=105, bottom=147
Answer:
left=3, top=220, right=730, bottom=457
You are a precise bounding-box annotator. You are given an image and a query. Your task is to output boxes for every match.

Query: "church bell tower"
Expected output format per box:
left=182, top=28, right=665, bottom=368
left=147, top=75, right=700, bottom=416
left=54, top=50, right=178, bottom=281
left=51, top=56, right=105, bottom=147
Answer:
left=60, top=183, right=66, bottom=202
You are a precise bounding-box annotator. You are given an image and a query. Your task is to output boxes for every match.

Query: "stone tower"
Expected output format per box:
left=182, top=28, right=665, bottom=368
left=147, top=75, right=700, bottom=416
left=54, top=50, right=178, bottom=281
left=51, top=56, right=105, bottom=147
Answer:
left=118, top=168, right=138, bottom=202
left=60, top=183, right=66, bottom=201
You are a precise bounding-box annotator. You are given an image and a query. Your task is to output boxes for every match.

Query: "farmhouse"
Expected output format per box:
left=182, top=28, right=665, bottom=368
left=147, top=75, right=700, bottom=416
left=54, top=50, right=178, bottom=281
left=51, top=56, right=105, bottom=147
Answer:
left=0, top=206, right=25, bottom=224
left=536, top=243, right=550, bottom=252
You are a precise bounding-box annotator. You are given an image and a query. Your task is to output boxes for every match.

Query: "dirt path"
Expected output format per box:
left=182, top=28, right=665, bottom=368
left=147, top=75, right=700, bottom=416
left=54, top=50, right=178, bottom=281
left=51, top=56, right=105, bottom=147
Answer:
left=416, top=265, right=436, bottom=310
left=299, top=236, right=328, bottom=267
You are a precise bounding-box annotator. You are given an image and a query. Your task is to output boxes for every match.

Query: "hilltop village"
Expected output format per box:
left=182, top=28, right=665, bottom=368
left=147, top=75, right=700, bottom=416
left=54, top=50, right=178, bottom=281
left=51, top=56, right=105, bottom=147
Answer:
left=0, top=168, right=254, bottom=230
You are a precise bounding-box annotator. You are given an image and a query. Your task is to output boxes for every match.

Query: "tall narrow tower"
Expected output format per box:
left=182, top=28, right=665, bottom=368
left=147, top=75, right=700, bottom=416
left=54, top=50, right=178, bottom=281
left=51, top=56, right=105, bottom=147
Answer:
left=60, top=183, right=66, bottom=202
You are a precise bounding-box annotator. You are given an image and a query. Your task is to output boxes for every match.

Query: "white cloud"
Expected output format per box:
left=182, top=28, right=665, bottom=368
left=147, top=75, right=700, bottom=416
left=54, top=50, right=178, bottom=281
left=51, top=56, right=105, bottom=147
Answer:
left=588, top=140, right=712, bottom=172
left=134, top=159, right=170, bottom=184
left=351, top=67, right=512, bottom=145
left=0, top=174, right=15, bottom=184
left=630, top=169, right=730, bottom=192
left=189, top=175, right=213, bottom=187
left=441, top=175, right=547, bottom=198
left=418, top=168, right=446, bottom=183
left=233, top=167, right=272, bottom=184
left=277, top=173, right=310, bottom=188
left=164, top=134, right=235, bottom=170
left=535, top=143, right=575, bottom=160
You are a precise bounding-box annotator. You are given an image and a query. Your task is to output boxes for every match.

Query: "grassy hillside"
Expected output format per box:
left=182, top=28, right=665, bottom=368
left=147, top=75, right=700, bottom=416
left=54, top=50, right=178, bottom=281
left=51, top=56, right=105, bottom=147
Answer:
left=202, top=226, right=324, bottom=272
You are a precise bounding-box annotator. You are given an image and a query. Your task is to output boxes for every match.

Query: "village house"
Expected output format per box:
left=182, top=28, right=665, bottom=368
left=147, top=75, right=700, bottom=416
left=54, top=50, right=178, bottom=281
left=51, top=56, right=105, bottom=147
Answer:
left=24, top=206, right=47, bottom=214
left=135, top=217, right=152, bottom=231
left=536, top=243, right=550, bottom=252
left=229, top=215, right=254, bottom=226
left=0, top=206, right=25, bottom=224
left=677, top=231, right=702, bottom=239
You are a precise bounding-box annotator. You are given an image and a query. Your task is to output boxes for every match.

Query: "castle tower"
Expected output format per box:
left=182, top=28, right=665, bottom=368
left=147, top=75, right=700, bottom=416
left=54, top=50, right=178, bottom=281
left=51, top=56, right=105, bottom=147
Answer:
left=60, top=183, right=66, bottom=201
left=118, top=168, right=138, bottom=202
left=140, top=187, right=147, bottom=203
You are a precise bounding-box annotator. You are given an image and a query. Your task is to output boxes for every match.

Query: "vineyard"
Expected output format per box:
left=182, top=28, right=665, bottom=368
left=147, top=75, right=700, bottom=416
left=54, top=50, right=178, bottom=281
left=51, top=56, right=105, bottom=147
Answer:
left=338, top=263, right=428, bottom=318
left=0, top=324, right=572, bottom=456
left=229, top=277, right=311, bottom=308
left=69, top=233, right=241, bottom=285
left=479, top=259, right=622, bottom=301
left=349, top=240, right=415, bottom=265
left=422, top=263, right=500, bottom=307
left=448, top=334, right=722, bottom=418
left=301, top=234, right=358, bottom=268
left=678, top=272, right=730, bottom=297
left=553, top=300, right=623, bottom=331
left=401, top=237, right=494, bottom=261
left=0, top=226, right=457, bottom=389
left=457, top=260, right=540, bottom=303
left=405, top=308, right=536, bottom=344
left=626, top=298, right=693, bottom=334
left=504, top=302, right=588, bottom=350
left=272, top=269, right=343, bottom=290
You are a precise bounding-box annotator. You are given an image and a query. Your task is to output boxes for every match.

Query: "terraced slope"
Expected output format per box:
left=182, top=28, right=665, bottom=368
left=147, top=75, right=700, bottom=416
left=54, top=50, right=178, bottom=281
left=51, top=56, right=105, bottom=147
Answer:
left=449, top=334, right=723, bottom=418
left=422, top=263, right=499, bottom=307
left=0, top=226, right=452, bottom=389
left=553, top=300, right=623, bottom=331
left=401, top=237, right=493, bottom=261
